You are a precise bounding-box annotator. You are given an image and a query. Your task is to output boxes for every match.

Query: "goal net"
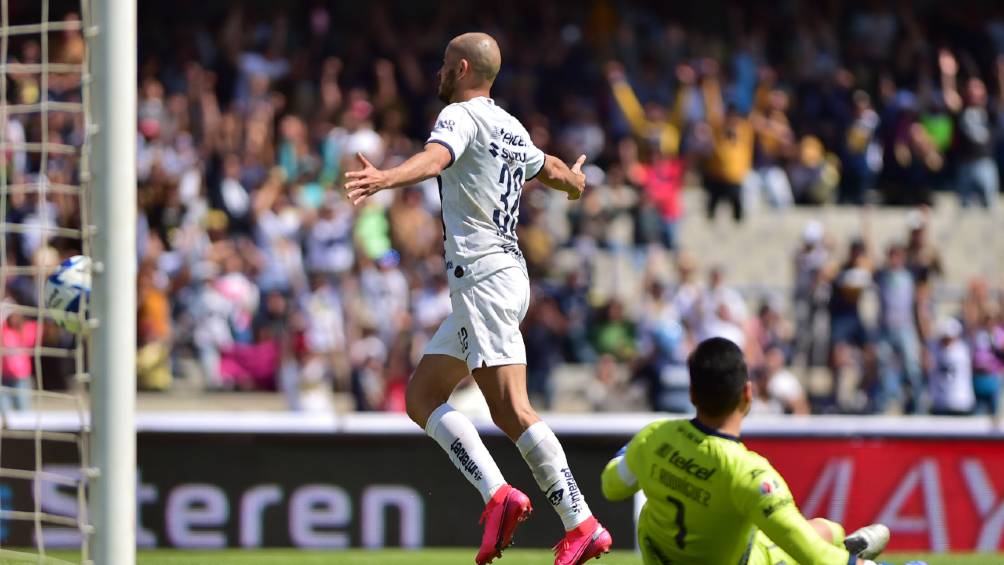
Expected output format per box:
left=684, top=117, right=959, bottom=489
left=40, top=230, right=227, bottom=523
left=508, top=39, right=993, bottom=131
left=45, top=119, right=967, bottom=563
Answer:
left=0, top=0, right=135, bottom=563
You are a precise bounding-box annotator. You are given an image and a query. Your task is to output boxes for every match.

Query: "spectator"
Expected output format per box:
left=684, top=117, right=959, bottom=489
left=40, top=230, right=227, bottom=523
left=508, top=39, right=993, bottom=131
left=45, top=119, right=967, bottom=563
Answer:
left=555, top=269, right=595, bottom=363
left=827, top=238, right=875, bottom=410
left=7, top=0, right=993, bottom=419
left=360, top=249, right=410, bottom=346
left=701, top=266, right=749, bottom=329
left=940, top=49, right=1000, bottom=210
left=752, top=345, right=810, bottom=415
left=669, top=251, right=702, bottom=330
left=305, top=197, right=355, bottom=276
left=590, top=299, right=636, bottom=362
left=588, top=354, right=644, bottom=411
left=349, top=321, right=388, bottom=411
left=700, top=67, right=754, bottom=222
left=635, top=280, right=692, bottom=413
left=388, top=188, right=437, bottom=264
left=928, top=318, right=975, bottom=416
left=1, top=300, right=37, bottom=412
left=874, top=244, right=924, bottom=413
left=137, top=260, right=172, bottom=391
left=839, top=90, right=881, bottom=204
left=607, top=61, right=686, bottom=248
left=963, top=277, right=1004, bottom=418
left=523, top=286, right=569, bottom=409
left=904, top=210, right=942, bottom=283
left=751, top=300, right=794, bottom=359
left=792, top=221, right=832, bottom=369
left=788, top=135, right=840, bottom=205
left=299, top=271, right=346, bottom=386
left=750, top=83, right=795, bottom=209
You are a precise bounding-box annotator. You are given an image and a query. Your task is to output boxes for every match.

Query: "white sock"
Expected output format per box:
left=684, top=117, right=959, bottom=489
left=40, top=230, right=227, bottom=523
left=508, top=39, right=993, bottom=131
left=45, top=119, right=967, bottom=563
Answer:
left=425, top=403, right=506, bottom=504
left=516, top=421, right=592, bottom=531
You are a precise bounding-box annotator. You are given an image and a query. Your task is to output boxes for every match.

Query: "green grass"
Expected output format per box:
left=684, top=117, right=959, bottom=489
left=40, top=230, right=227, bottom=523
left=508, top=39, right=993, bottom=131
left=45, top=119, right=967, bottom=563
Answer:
left=5, top=549, right=1002, bottom=565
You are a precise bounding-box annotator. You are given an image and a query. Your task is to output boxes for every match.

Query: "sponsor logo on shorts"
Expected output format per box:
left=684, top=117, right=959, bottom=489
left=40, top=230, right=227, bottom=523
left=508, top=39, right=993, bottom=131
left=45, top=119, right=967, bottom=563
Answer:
left=458, top=327, right=469, bottom=353
left=449, top=439, right=483, bottom=482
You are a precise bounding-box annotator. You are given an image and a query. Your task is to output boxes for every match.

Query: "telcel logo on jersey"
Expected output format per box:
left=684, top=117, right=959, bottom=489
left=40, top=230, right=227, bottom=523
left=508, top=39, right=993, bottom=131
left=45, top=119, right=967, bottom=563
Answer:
left=449, top=439, right=483, bottom=482
left=667, top=450, right=716, bottom=481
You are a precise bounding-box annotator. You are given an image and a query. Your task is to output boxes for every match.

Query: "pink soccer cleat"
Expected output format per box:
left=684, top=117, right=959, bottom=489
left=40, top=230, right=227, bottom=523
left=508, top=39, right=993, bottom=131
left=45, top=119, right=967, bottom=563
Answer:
left=475, top=484, right=533, bottom=564
left=552, top=516, right=613, bottom=565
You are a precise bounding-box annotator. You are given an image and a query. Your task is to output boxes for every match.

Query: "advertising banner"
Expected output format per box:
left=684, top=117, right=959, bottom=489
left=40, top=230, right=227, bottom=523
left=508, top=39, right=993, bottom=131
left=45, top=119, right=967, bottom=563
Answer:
left=3, top=428, right=1002, bottom=552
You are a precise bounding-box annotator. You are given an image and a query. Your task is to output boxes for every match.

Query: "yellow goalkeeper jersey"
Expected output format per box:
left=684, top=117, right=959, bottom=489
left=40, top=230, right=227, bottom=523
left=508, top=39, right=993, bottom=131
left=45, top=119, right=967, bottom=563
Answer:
left=602, top=418, right=855, bottom=565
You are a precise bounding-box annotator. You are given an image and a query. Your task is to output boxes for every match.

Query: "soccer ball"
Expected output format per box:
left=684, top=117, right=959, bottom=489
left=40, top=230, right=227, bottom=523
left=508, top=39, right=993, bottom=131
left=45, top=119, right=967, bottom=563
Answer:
left=45, top=255, right=92, bottom=334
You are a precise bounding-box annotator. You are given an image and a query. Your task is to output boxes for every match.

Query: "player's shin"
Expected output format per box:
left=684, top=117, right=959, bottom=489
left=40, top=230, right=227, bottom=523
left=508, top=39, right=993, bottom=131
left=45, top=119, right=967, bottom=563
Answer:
left=426, top=403, right=507, bottom=503
left=515, top=421, right=593, bottom=530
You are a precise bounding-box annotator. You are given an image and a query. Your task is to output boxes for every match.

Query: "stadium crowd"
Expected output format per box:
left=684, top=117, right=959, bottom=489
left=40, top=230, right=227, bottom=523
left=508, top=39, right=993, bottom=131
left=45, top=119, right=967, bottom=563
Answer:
left=1, top=1, right=1002, bottom=417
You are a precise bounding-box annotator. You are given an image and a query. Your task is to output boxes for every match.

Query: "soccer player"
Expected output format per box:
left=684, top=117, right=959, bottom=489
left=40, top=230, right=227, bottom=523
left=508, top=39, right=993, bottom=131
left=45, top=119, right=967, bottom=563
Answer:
left=344, top=32, right=612, bottom=565
left=601, top=337, right=892, bottom=565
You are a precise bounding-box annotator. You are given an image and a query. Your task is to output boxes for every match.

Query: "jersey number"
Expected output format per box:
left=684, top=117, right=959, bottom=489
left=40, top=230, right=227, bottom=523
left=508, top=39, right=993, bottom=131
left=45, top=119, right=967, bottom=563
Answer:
left=665, top=495, right=687, bottom=549
left=493, top=163, right=523, bottom=236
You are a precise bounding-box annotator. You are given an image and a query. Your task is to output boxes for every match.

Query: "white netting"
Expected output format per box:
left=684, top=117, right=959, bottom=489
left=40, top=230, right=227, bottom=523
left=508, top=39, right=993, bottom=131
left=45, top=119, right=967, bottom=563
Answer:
left=0, top=0, right=95, bottom=563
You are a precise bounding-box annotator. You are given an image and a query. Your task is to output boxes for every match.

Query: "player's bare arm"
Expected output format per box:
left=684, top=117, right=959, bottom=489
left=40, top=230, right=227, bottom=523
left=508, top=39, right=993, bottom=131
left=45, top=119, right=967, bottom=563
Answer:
left=343, top=144, right=452, bottom=206
left=536, top=154, right=587, bottom=200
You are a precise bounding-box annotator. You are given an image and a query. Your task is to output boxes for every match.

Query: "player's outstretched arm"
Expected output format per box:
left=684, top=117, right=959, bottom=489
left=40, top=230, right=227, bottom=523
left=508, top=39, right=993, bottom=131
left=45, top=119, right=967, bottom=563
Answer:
left=601, top=445, right=639, bottom=501
left=343, top=144, right=452, bottom=205
left=738, top=466, right=855, bottom=565
left=536, top=154, right=587, bottom=200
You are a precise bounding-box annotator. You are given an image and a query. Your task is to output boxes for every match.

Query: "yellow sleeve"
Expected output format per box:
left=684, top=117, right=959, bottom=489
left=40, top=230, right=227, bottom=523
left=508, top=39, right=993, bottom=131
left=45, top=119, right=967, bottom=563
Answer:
left=611, top=79, right=651, bottom=138
left=702, top=78, right=725, bottom=129
left=670, top=87, right=689, bottom=130
left=601, top=456, right=638, bottom=501
left=602, top=421, right=661, bottom=501
left=732, top=458, right=853, bottom=565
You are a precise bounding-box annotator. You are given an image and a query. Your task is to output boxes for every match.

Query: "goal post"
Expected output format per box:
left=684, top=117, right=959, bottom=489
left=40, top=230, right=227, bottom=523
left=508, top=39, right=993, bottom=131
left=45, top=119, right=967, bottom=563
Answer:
left=88, top=0, right=136, bottom=563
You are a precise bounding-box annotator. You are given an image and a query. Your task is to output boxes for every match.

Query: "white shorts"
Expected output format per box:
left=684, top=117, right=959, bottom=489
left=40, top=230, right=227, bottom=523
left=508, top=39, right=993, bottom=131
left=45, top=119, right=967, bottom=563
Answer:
left=424, top=267, right=530, bottom=371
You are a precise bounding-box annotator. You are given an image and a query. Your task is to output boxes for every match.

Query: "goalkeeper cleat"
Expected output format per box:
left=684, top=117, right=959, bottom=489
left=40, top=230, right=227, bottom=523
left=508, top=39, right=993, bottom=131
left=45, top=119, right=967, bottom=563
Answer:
left=552, top=516, right=613, bottom=565
left=844, top=523, right=890, bottom=559
left=475, top=484, right=532, bottom=565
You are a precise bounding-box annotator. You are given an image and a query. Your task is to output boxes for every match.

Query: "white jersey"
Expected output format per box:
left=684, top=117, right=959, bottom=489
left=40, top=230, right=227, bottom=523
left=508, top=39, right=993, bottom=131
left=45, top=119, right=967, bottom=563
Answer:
left=427, top=97, right=545, bottom=293
left=929, top=339, right=975, bottom=412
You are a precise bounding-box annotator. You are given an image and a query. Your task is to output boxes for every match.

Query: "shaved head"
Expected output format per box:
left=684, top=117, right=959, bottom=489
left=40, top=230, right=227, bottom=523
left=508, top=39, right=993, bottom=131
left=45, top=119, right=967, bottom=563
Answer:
left=437, top=32, right=501, bottom=103
left=448, top=32, right=501, bottom=83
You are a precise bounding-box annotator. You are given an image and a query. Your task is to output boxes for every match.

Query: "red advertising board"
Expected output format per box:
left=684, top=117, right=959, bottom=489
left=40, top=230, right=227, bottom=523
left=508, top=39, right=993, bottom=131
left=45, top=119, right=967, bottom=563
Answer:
left=745, top=438, right=1004, bottom=552
left=5, top=412, right=1002, bottom=552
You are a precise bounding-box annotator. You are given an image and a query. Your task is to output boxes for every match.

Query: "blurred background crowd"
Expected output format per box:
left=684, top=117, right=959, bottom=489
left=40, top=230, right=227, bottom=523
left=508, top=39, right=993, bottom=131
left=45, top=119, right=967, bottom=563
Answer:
left=1, top=0, right=1002, bottom=417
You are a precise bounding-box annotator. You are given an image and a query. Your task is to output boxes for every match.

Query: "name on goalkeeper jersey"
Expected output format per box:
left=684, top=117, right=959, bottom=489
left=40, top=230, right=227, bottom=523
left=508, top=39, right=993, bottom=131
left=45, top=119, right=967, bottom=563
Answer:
left=653, top=466, right=711, bottom=506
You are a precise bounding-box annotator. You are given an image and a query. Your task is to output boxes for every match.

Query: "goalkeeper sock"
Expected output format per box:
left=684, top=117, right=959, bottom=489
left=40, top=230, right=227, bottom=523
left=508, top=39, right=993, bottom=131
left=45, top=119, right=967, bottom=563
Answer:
left=425, top=403, right=506, bottom=504
left=516, top=421, right=592, bottom=531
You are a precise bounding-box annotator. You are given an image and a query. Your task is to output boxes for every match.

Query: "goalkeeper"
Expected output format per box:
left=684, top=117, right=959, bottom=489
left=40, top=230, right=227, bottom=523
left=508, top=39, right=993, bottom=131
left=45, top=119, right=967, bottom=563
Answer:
left=601, top=337, right=898, bottom=565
